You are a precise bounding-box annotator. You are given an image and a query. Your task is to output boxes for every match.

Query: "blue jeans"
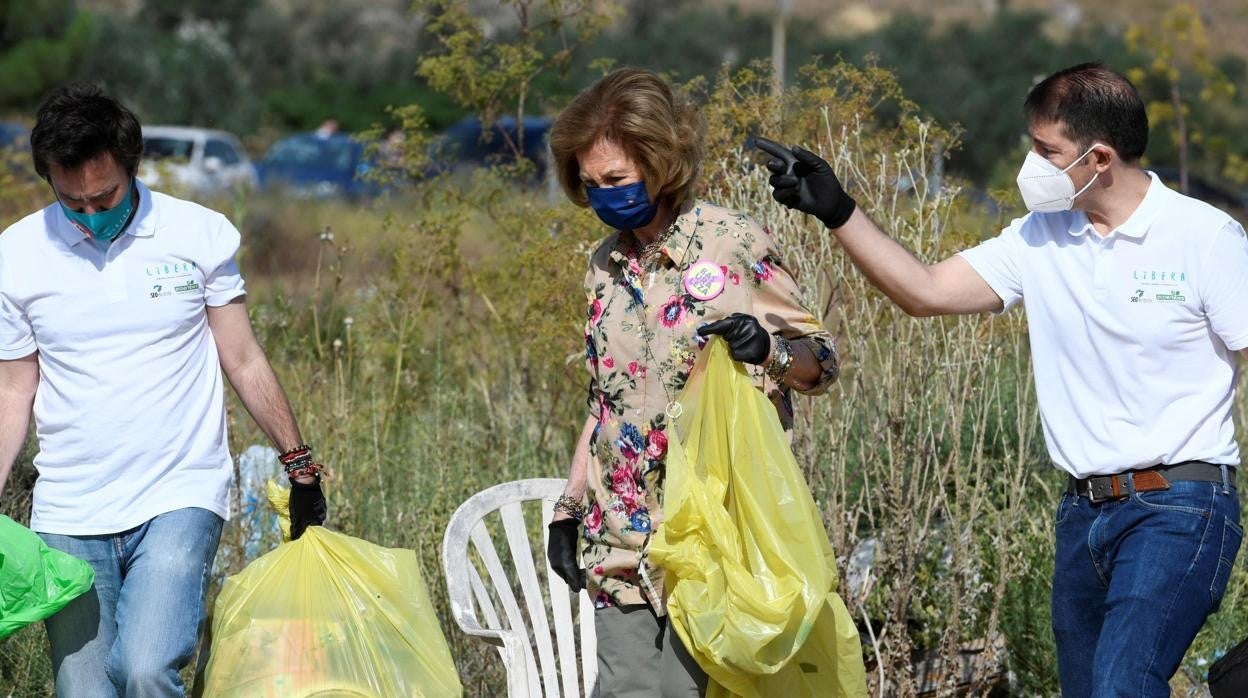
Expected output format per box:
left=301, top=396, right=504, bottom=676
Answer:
left=37, top=507, right=224, bottom=698
left=1052, top=473, right=1243, bottom=697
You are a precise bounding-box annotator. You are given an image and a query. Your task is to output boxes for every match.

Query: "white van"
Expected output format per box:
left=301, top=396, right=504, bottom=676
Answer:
left=140, top=126, right=258, bottom=196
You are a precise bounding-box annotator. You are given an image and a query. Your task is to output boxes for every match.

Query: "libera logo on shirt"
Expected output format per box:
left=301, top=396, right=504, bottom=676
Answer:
left=145, top=260, right=199, bottom=299
left=1128, top=268, right=1188, bottom=304
left=145, top=261, right=197, bottom=277
left=1132, top=270, right=1186, bottom=283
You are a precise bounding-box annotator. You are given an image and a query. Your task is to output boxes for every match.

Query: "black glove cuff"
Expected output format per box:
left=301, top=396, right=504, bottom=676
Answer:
left=549, top=518, right=580, bottom=532
left=818, top=193, right=857, bottom=230
left=290, top=476, right=322, bottom=489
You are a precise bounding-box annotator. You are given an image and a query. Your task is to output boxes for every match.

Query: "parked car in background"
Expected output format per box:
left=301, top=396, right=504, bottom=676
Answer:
left=0, top=121, right=29, bottom=152
left=428, top=115, right=552, bottom=180
left=0, top=121, right=39, bottom=188
left=256, top=132, right=377, bottom=201
left=141, top=126, right=257, bottom=196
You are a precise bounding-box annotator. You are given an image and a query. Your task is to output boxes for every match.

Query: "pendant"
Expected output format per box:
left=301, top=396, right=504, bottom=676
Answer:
left=665, top=400, right=683, bottom=420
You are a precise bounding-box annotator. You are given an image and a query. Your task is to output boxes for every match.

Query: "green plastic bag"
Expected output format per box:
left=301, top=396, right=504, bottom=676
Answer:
left=0, top=514, right=95, bottom=640
left=649, top=338, right=868, bottom=697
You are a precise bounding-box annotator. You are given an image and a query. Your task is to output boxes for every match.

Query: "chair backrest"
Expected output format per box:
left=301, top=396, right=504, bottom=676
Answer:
left=441, top=478, right=597, bottom=697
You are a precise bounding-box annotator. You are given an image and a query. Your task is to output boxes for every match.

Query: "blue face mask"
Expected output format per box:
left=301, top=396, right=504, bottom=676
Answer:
left=586, top=180, right=659, bottom=230
left=59, top=179, right=136, bottom=243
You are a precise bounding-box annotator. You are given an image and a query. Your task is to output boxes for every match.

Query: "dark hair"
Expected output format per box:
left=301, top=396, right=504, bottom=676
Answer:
left=30, top=83, right=143, bottom=181
left=1024, top=62, right=1148, bottom=162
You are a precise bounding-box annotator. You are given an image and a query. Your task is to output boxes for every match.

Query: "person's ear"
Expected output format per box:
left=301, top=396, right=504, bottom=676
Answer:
left=1090, top=144, right=1114, bottom=172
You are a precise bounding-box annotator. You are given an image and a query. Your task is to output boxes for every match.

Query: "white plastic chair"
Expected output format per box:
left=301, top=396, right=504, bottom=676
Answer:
left=442, top=478, right=598, bottom=697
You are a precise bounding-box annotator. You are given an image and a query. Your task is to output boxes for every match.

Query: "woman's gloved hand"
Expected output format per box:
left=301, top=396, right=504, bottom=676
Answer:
left=547, top=518, right=586, bottom=592
left=289, top=477, right=327, bottom=540
left=755, top=136, right=857, bottom=230
left=698, top=313, right=772, bottom=365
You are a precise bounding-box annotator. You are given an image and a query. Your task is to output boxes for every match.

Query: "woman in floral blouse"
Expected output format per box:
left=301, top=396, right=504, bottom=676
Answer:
left=545, top=68, right=839, bottom=697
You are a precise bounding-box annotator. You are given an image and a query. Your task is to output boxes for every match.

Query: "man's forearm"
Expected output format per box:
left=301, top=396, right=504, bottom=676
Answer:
left=831, top=208, right=937, bottom=315
left=0, top=395, right=34, bottom=497
left=0, top=355, right=38, bottom=497
left=226, top=355, right=303, bottom=454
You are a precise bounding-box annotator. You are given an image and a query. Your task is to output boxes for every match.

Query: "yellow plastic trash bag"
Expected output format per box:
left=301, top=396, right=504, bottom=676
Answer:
left=0, top=514, right=94, bottom=640
left=201, top=481, right=463, bottom=697
left=649, top=338, right=867, bottom=697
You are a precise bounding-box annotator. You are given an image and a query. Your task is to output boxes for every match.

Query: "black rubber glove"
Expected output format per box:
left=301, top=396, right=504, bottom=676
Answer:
left=698, top=313, right=772, bottom=365
left=289, top=477, right=327, bottom=541
left=755, top=136, right=857, bottom=229
left=547, top=518, right=586, bottom=592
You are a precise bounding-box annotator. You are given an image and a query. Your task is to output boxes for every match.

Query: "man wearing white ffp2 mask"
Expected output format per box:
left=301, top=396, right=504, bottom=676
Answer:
left=760, top=62, right=1245, bottom=698
left=1016, top=143, right=1105, bottom=212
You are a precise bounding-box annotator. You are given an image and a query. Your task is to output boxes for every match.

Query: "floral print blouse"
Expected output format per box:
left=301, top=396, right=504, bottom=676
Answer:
left=580, top=200, right=838, bottom=612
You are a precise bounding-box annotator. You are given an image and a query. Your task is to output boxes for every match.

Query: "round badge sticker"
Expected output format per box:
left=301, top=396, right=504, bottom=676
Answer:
left=683, top=261, right=726, bottom=301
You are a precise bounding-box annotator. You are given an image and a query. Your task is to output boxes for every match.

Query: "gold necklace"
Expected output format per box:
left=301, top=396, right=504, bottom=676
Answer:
left=636, top=218, right=679, bottom=273
left=621, top=216, right=699, bottom=422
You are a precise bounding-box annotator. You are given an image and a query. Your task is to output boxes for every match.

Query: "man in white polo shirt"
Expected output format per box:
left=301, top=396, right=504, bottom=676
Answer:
left=757, top=63, right=1244, bottom=696
left=0, top=84, right=328, bottom=696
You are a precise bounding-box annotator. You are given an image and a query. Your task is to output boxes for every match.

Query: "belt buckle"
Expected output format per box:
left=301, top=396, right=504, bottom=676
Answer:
left=1084, top=479, right=1103, bottom=503
left=1083, top=475, right=1120, bottom=503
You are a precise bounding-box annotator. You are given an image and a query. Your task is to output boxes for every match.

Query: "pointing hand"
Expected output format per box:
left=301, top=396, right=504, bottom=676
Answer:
left=755, top=136, right=857, bottom=229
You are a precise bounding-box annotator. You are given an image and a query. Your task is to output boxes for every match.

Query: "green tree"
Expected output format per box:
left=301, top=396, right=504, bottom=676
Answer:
left=242, top=0, right=437, bottom=132
left=142, top=0, right=253, bottom=36
left=74, top=12, right=260, bottom=134
left=72, top=0, right=436, bottom=136
left=1126, top=3, right=1238, bottom=194
left=414, top=0, right=617, bottom=159
left=0, top=0, right=91, bottom=109
left=831, top=10, right=1132, bottom=186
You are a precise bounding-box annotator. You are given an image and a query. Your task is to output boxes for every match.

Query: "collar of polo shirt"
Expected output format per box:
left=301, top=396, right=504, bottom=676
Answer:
left=51, top=179, right=158, bottom=248
left=1067, top=171, right=1166, bottom=240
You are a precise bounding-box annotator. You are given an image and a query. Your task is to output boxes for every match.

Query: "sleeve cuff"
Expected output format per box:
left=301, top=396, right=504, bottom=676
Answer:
left=0, top=340, right=37, bottom=360
left=1222, top=333, right=1248, bottom=352
left=205, top=289, right=247, bottom=307
left=955, top=250, right=1017, bottom=314
left=788, top=335, right=838, bottom=396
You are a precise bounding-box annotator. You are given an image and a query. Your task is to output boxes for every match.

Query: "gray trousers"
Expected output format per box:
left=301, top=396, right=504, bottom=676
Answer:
left=593, top=604, right=708, bottom=697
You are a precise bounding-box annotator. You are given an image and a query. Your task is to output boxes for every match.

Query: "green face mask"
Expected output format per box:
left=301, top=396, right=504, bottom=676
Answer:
left=59, top=179, right=136, bottom=243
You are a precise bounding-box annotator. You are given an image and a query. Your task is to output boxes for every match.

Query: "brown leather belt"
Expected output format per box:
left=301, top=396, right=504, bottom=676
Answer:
left=1067, top=461, right=1236, bottom=503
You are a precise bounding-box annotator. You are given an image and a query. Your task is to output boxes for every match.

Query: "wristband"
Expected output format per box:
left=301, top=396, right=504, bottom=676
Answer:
left=278, top=444, right=313, bottom=464
left=279, top=444, right=323, bottom=480
left=765, top=334, right=795, bottom=385
left=285, top=461, right=323, bottom=480
left=554, top=494, right=586, bottom=521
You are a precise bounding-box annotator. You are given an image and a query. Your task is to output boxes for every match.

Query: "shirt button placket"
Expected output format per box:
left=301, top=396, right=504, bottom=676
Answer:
left=104, top=240, right=128, bottom=302
left=1093, top=237, right=1113, bottom=300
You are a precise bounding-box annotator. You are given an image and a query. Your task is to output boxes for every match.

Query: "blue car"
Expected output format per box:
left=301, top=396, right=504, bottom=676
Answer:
left=0, top=121, right=29, bottom=152
left=429, top=115, right=552, bottom=179
left=257, top=133, right=377, bottom=201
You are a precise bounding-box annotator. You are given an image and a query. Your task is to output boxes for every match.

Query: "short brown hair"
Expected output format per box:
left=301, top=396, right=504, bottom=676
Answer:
left=1024, top=62, right=1148, bottom=162
left=549, top=68, right=704, bottom=211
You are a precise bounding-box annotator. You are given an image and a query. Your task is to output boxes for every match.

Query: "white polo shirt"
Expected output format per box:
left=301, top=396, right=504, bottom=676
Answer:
left=0, top=180, right=245, bottom=534
left=959, top=172, right=1248, bottom=478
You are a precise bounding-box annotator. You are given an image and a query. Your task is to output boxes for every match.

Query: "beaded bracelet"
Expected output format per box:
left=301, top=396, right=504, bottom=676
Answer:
left=286, top=461, right=323, bottom=480
left=279, top=445, right=312, bottom=464
left=279, top=445, right=323, bottom=480
left=554, top=494, right=586, bottom=521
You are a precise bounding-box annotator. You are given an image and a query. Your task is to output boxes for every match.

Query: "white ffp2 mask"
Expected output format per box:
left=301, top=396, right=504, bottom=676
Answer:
left=1016, top=145, right=1101, bottom=213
